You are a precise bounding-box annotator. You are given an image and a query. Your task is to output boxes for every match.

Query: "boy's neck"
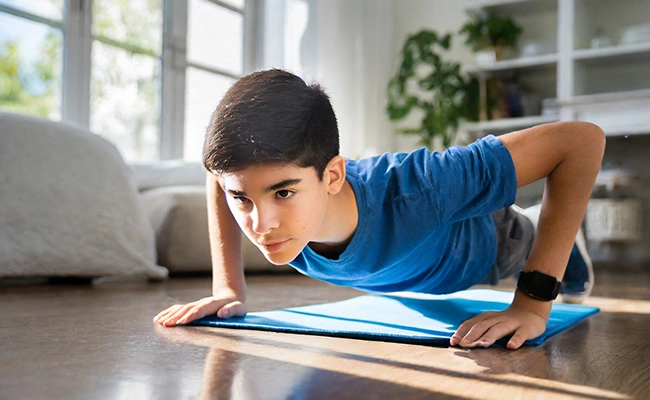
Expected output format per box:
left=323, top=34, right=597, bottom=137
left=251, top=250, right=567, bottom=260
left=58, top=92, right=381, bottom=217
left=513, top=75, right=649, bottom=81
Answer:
left=308, top=179, right=358, bottom=259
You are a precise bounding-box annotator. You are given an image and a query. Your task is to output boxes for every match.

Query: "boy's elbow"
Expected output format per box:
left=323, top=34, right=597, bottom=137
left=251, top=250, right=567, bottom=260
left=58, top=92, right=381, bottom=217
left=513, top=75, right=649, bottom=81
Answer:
left=582, top=121, right=606, bottom=158
left=580, top=121, right=605, bottom=143
left=564, top=121, right=606, bottom=159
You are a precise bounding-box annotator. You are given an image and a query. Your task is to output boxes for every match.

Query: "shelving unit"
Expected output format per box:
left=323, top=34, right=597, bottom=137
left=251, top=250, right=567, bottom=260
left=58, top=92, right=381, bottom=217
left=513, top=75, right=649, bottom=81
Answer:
left=460, top=0, right=650, bottom=263
left=460, top=0, right=650, bottom=137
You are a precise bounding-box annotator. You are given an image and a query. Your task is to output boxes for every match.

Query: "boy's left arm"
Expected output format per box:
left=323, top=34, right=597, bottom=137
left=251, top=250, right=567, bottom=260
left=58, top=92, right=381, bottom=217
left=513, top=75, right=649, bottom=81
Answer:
left=450, top=121, right=606, bottom=350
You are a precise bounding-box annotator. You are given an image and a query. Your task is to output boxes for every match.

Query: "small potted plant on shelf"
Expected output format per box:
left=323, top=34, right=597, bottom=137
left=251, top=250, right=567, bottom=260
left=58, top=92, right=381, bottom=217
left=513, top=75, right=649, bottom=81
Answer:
left=459, top=15, right=523, bottom=64
left=386, top=30, right=478, bottom=150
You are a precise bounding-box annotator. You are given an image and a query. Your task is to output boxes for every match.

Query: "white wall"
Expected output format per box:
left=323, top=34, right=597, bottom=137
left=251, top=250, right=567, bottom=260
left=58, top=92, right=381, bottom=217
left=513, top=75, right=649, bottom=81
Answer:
left=390, top=0, right=473, bottom=152
left=392, top=1, right=473, bottom=64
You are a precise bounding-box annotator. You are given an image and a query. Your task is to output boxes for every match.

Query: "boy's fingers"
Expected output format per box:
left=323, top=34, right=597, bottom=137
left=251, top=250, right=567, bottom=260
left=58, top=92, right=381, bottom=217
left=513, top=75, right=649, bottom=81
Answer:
left=217, top=301, right=247, bottom=319
left=506, top=329, right=529, bottom=350
left=169, top=303, right=207, bottom=325
left=154, top=297, right=246, bottom=327
left=153, top=304, right=179, bottom=320
left=471, top=321, right=516, bottom=348
left=176, top=304, right=212, bottom=324
left=457, top=322, right=491, bottom=347
left=456, top=316, right=519, bottom=348
left=451, top=315, right=481, bottom=340
left=451, top=322, right=474, bottom=346
left=163, top=302, right=202, bottom=326
left=176, top=298, right=235, bottom=324
left=451, top=314, right=493, bottom=346
left=153, top=304, right=182, bottom=324
left=450, top=329, right=466, bottom=346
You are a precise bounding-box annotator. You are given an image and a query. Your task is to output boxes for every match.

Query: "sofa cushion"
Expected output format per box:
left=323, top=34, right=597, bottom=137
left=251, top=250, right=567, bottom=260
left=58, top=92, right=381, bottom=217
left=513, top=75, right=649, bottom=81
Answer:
left=130, top=160, right=206, bottom=191
left=0, top=112, right=168, bottom=280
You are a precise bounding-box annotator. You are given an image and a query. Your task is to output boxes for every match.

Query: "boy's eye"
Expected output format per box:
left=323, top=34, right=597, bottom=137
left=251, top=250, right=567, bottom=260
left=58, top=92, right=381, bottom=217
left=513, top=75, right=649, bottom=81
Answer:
left=233, top=196, right=249, bottom=205
left=276, top=190, right=293, bottom=199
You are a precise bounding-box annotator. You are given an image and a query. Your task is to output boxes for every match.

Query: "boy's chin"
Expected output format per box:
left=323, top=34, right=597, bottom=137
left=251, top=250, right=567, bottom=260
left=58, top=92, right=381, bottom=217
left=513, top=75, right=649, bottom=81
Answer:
left=263, top=251, right=299, bottom=266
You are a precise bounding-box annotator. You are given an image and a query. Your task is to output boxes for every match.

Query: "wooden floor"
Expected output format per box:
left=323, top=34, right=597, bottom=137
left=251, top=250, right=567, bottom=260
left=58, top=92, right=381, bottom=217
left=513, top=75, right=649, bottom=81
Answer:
left=1, top=268, right=649, bottom=399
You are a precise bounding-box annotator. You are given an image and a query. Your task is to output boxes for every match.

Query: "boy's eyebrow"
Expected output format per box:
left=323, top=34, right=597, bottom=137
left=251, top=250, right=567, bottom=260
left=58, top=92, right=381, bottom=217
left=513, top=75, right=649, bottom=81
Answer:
left=226, top=188, right=246, bottom=196
left=226, top=179, right=302, bottom=197
left=265, top=179, right=301, bottom=192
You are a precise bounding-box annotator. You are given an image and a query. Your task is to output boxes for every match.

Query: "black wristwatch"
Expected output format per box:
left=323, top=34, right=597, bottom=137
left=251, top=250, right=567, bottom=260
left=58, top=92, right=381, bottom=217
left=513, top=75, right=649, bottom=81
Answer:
left=516, top=270, right=561, bottom=301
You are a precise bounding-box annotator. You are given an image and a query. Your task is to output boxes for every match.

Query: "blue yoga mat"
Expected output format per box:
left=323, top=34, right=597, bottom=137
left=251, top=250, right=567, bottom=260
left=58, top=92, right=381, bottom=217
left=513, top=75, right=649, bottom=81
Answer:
left=189, top=289, right=599, bottom=347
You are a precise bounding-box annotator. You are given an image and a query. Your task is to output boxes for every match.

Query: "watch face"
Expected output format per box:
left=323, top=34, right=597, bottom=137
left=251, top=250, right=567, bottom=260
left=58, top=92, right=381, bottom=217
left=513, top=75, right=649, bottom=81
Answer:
left=517, top=271, right=560, bottom=301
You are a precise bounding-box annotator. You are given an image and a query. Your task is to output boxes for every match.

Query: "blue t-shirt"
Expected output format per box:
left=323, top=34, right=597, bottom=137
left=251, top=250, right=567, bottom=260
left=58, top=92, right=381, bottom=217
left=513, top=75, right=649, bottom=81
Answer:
left=290, top=135, right=517, bottom=294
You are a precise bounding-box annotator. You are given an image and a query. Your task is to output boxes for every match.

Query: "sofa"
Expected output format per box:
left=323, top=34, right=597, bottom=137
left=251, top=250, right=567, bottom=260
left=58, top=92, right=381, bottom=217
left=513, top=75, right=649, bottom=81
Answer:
left=0, top=111, right=285, bottom=281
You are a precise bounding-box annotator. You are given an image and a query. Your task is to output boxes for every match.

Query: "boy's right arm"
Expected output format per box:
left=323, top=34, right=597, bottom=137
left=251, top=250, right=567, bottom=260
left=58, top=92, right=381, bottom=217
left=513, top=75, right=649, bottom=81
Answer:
left=153, top=173, right=247, bottom=327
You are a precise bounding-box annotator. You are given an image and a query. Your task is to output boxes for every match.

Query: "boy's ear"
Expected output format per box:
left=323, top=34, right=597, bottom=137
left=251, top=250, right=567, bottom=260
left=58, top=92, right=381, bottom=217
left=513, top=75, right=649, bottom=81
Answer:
left=324, top=156, right=346, bottom=195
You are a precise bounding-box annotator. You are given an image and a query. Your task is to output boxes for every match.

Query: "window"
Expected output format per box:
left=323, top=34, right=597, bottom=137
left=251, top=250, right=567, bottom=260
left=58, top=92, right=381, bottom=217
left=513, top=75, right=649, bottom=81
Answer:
left=184, top=0, right=244, bottom=161
left=91, top=0, right=163, bottom=161
left=0, top=0, right=250, bottom=162
left=0, top=0, right=64, bottom=120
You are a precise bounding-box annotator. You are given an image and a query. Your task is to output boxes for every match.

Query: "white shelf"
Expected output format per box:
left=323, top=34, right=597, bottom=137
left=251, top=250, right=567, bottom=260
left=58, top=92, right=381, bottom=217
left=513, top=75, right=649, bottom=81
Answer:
left=464, top=0, right=531, bottom=8
left=560, top=88, right=650, bottom=106
left=573, top=42, right=650, bottom=63
left=603, top=124, right=650, bottom=137
left=463, top=0, right=556, bottom=16
left=462, top=114, right=559, bottom=133
left=463, top=53, right=557, bottom=74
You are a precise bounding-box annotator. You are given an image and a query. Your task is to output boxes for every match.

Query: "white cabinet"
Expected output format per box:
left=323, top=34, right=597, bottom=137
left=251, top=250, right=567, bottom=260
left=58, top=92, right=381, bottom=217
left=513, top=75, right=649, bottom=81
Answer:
left=462, top=0, right=650, bottom=137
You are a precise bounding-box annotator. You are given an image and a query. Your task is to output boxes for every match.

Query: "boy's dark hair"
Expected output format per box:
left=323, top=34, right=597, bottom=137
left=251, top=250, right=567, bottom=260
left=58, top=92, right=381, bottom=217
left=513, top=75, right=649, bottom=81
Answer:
left=202, top=69, right=339, bottom=180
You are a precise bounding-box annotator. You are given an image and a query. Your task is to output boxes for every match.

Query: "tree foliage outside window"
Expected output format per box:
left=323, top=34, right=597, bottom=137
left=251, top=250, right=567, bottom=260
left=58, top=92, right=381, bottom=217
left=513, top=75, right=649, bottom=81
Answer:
left=0, top=0, right=64, bottom=20
left=0, top=11, right=62, bottom=119
left=92, top=0, right=162, bottom=53
left=91, top=0, right=163, bottom=161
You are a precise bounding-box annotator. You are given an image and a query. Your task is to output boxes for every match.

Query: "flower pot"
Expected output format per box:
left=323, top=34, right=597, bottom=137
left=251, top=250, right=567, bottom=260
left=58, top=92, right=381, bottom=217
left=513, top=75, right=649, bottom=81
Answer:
left=474, top=46, right=514, bottom=65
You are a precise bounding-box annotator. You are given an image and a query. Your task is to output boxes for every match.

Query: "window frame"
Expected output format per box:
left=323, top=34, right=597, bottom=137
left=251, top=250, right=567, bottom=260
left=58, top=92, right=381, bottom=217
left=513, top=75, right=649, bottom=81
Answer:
left=0, top=0, right=257, bottom=161
left=162, top=0, right=256, bottom=160
left=0, top=1, right=69, bottom=120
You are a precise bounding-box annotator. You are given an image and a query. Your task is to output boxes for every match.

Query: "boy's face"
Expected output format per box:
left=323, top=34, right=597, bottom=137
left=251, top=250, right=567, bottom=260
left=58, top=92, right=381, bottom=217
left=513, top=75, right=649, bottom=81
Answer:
left=218, top=163, right=335, bottom=265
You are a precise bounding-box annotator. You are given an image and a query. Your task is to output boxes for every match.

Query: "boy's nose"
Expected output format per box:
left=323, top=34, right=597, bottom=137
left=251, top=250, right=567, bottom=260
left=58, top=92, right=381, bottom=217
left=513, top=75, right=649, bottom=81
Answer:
left=250, top=205, right=279, bottom=234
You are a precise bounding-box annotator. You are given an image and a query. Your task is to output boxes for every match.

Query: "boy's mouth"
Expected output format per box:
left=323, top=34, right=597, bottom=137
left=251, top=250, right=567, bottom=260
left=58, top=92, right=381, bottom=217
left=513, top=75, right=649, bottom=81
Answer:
left=258, top=239, right=290, bottom=254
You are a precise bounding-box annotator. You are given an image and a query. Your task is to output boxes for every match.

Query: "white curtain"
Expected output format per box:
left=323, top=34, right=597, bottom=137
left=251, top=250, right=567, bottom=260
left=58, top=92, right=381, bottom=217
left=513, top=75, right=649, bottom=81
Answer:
left=256, top=0, right=398, bottom=159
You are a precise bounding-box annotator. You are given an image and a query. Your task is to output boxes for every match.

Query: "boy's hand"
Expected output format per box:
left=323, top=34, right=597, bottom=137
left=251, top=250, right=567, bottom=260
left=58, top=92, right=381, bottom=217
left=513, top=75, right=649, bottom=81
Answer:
left=450, top=293, right=550, bottom=350
left=153, top=294, right=247, bottom=327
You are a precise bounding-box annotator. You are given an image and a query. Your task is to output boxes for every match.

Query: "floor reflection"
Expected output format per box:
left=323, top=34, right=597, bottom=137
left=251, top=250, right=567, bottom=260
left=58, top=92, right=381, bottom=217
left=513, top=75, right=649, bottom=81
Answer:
left=154, top=323, right=627, bottom=400
left=156, top=326, right=443, bottom=399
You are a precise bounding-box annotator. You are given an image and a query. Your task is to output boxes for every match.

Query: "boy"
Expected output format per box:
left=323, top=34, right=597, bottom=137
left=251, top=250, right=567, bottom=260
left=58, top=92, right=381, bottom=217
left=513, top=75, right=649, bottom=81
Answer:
left=154, top=69, right=605, bottom=350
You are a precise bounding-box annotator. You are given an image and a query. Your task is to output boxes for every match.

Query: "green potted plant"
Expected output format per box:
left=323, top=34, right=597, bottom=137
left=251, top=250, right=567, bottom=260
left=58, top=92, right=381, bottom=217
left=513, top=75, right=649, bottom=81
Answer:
left=386, top=30, right=478, bottom=149
left=459, top=15, right=523, bottom=62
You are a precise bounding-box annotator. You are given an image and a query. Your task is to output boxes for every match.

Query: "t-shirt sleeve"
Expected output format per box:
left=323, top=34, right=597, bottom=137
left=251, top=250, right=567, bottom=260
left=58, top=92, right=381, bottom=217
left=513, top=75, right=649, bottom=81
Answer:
left=419, top=134, right=517, bottom=224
